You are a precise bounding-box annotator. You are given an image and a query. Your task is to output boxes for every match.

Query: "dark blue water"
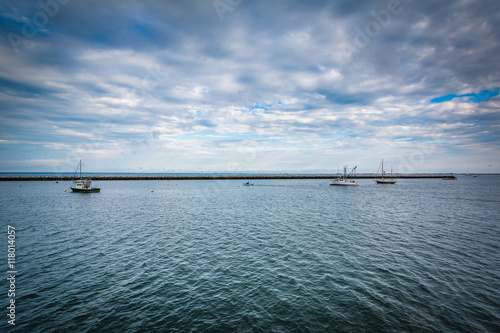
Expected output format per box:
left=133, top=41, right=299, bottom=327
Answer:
left=1, top=177, right=499, bottom=332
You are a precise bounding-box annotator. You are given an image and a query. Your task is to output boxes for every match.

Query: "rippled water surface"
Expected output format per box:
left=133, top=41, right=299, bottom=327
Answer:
left=2, top=177, right=500, bottom=332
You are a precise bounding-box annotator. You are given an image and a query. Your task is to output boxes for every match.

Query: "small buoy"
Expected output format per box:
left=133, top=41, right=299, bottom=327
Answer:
left=151, top=189, right=154, bottom=192
left=64, top=189, right=66, bottom=192
left=56, top=181, right=59, bottom=183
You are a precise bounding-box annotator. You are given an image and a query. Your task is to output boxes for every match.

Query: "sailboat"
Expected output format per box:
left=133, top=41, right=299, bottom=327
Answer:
left=330, top=166, right=359, bottom=186
left=70, top=160, right=100, bottom=192
left=465, top=165, right=478, bottom=177
left=374, top=159, right=396, bottom=184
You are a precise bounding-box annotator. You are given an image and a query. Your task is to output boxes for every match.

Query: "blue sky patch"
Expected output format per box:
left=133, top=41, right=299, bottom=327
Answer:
left=431, top=90, right=499, bottom=103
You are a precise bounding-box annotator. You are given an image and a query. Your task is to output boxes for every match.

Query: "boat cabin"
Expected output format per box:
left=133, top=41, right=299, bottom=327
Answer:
left=73, top=178, right=92, bottom=190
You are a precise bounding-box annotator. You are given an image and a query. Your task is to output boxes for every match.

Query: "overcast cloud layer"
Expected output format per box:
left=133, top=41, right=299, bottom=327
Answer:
left=0, top=0, right=499, bottom=173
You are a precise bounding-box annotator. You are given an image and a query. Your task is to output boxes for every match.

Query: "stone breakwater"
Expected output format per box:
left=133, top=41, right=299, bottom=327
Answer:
left=0, top=174, right=447, bottom=181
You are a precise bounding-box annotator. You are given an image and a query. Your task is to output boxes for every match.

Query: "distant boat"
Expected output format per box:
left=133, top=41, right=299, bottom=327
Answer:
left=465, top=166, right=478, bottom=177
left=330, top=166, right=359, bottom=186
left=374, top=159, right=396, bottom=184
left=442, top=173, right=457, bottom=180
left=243, top=181, right=254, bottom=186
left=70, top=160, right=100, bottom=192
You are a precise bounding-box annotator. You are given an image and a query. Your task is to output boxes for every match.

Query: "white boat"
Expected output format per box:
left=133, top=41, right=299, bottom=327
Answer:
left=330, top=166, right=359, bottom=186
left=374, top=159, right=396, bottom=184
left=243, top=181, right=254, bottom=186
left=70, top=160, right=100, bottom=193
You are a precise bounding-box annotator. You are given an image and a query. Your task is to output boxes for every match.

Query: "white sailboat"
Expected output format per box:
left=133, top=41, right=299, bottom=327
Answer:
left=330, top=166, right=359, bottom=186
left=374, top=159, right=396, bottom=184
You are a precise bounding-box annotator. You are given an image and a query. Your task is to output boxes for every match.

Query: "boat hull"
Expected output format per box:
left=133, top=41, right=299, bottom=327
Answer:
left=330, top=181, right=359, bottom=186
left=375, top=180, right=396, bottom=184
left=71, top=187, right=100, bottom=193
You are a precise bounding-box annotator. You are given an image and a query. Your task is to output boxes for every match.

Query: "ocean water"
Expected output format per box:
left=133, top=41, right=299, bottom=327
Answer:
left=1, top=176, right=499, bottom=332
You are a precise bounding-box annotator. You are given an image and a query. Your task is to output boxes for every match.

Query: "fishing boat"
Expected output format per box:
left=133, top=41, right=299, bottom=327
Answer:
left=442, top=173, right=457, bottom=180
left=330, top=166, right=359, bottom=186
left=70, top=160, right=100, bottom=192
left=374, top=159, right=396, bottom=184
left=243, top=181, right=254, bottom=186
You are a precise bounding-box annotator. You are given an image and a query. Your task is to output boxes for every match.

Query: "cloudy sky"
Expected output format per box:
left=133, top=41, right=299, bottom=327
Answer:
left=0, top=0, right=499, bottom=173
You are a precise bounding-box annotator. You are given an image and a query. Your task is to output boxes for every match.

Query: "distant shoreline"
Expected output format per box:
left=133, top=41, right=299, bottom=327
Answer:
left=0, top=173, right=490, bottom=181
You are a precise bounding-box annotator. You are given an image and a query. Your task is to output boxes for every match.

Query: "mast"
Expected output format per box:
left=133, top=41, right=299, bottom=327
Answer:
left=382, top=159, right=384, bottom=180
left=79, top=160, right=82, bottom=178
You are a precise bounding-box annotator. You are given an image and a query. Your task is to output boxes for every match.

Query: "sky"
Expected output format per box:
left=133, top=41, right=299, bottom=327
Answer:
left=0, top=0, right=499, bottom=173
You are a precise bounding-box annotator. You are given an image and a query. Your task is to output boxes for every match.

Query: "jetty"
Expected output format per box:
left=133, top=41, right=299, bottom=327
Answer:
left=0, top=173, right=449, bottom=181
